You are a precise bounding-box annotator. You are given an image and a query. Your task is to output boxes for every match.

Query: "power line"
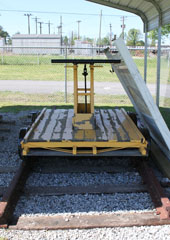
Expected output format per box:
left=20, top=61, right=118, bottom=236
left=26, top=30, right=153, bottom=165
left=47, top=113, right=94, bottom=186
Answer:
left=0, top=8, right=137, bottom=17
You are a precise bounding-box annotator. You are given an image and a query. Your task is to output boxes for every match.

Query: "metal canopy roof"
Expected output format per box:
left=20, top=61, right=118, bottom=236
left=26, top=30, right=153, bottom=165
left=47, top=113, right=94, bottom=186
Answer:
left=86, top=0, right=170, bottom=32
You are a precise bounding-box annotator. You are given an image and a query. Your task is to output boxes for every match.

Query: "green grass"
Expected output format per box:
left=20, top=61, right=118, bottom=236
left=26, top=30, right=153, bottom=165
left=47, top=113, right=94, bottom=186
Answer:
left=0, top=54, right=169, bottom=84
left=0, top=91, right=169, bottom=129
left=0, top=91, right=132, bottom=108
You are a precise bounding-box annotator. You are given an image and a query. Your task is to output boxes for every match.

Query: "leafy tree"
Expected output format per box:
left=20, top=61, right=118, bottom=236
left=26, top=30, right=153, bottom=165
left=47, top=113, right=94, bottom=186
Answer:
left=63, top=36, right=68, bottom=45
left=0, top=26, right=9, bottom=42
left=97, top=35, right=110, bottom=46
left=101, top=36, right=110, bottom=45
left=83, top=36, right=94, bottom=44
left=119, top=32, right=127, bottom=41
left=148, top=24, right=170, bottom=46
left=126, top=28, right=141, bottom=46
left=136, top=40, right=145, bottom=46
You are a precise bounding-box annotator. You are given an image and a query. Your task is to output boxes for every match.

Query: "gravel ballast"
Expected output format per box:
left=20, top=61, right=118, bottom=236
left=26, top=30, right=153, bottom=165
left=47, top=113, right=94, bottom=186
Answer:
left=0, top=225, right=170, bottom=240
left=14, top=192, right=153, bottom=217
left=26, top=171, right=142, bottom=187
left=0, top=111, right=170, bottom=240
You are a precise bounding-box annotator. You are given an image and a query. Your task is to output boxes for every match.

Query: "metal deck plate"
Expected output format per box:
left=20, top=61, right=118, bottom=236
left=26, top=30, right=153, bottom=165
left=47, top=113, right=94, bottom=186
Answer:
left=105, top=38, right=170, bottom=159
left=26, top=108, right=144, bottom=143
left=21, top=108, right=147, bottom=156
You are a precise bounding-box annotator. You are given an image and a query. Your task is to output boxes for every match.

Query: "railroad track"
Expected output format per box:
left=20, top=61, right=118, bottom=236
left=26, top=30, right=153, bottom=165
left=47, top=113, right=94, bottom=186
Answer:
left=0, top=157, right=170, bottom=229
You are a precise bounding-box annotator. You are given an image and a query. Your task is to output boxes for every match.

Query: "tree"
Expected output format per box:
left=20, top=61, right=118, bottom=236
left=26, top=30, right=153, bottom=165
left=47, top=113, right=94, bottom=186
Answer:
left=0, top=26, right=9, bottom=42
left=97, top=35, right=110, bottom=46
left=83, top=36, right=94, bottom=44
left=119, top=32, right=127, bottom=41
left=148, top=24, right=170, bottom=46
left=126, top=28, right=141, bottom=46
left=136, top=40, right=145, bottom=46
left=63, top=36, right=68, bottom=45
left=101, top=36, right=110, bottom=45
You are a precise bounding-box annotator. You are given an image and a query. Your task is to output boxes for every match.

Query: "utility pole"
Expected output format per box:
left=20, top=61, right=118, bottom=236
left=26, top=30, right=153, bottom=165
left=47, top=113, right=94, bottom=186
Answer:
left=98, top=10, right=102, bottom=46
left=60, top=16, right=63, bottom=44
left=32, top=16, right=40, bottom=34
left=120, top=16, right=127, bottom=40
left=45, top=20, right=53, bottom=34
left=38, top=21, right=44, bottom=34
left=57, top=18, right=62, bottom=53
left=110, top=23, right=112, bottom=47
left=71, top=31, right=74, bottom=45
left=77, top=20, right=81, bottom=40
left=57, top=26, right=61, bottom=34
left=24, top=13, right=32, bottom=34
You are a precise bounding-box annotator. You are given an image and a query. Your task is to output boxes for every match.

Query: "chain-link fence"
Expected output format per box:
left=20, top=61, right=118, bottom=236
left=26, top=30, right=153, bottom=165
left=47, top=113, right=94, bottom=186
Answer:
left=0, top=46, right=169, bottom=111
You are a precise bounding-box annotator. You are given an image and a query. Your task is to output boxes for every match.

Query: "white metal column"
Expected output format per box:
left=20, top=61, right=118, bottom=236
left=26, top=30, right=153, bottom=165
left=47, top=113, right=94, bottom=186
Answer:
left=156, top=26, right=161, bottom=106
left=65, top=47, right=68, bottom=103
left=144, top=31, right=148, bottom=83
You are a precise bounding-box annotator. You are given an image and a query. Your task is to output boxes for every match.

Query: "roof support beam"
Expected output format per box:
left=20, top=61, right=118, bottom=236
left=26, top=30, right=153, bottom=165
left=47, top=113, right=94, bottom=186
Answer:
left=144, top=32, right=148, bottom=83
left=144, top=0, right=162, bottom=26
left=156, top=26, right=161, bottom=107
left=86, top=0, right=148, bottom=31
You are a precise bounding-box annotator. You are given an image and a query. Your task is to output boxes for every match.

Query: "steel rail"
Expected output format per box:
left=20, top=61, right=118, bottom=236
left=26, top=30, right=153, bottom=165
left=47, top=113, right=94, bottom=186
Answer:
left=137, top=160, right=170, bottom=220
left=0, top=157, right=170, bottom=229
left=0, top=160, right=32, bottom=228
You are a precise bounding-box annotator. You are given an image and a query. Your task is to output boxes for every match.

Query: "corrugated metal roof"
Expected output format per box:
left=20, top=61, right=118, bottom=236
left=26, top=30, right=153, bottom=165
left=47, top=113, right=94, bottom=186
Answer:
left=12, top=34, right=60, bottom=39
left=86, top=0, right=170, bottom=32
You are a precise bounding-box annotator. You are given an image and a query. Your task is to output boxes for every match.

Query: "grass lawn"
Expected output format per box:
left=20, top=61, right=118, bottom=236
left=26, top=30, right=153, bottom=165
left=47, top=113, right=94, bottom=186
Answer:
left=0, top=91, right=169, bottom=129
left=0, top=55, right=169, bottom=84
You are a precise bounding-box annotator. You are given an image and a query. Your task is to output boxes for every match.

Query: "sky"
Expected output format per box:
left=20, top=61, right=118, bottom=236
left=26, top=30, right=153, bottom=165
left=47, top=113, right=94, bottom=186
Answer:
left=0, top=0, right=145, bottom=40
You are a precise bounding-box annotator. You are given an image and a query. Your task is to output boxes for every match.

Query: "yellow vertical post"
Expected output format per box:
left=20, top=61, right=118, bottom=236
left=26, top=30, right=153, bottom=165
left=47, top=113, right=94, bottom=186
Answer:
left=73, top=64, right=78, bottom=114
left=90, top=64, right=94, bottom=114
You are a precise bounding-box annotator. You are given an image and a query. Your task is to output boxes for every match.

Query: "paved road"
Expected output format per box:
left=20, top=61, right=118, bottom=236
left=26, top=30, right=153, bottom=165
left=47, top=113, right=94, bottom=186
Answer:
left=0, top=80, right=170, bottom=97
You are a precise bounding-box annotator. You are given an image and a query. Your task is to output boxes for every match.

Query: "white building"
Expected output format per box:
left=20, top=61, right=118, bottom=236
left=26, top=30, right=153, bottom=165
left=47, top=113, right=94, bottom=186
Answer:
left=12, top=34, right=61, bottom=55
left=74, top=40, right=95, bottom=56
left=0, top=38, right=5, bottom=52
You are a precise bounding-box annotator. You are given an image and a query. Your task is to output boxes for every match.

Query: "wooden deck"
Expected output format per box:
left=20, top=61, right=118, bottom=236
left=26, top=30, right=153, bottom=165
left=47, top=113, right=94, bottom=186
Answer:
left=27, top=108, right=144, bottom=143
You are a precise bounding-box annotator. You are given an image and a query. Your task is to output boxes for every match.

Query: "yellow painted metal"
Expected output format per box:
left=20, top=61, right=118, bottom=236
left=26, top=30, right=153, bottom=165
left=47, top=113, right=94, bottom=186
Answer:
left=78, top=88, right=91, bottom=91
left=21, top=62, right=149, bottom=158
left=72, top=63, right=96, bottom=130
left=78, top=93, right=91, bottom=96
left=93, top=146, right=97, bottom=155
left=24, top=108, right=46, bottom=142
left=121, top=109, right=144, bottom=140
left=22, top=140, right=147, bottom=149
left=73, top=146, right=77, bottom=155
left=21, top=139, right=148, bottom=156
left=72, top=114, right=94, bottom=130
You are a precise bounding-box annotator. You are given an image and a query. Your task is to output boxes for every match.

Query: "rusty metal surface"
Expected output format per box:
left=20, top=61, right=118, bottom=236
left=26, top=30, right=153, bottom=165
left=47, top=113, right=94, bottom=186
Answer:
left=138, top=160, right=170, bottom=220
left=9, top=212, right=170, bottom=230
left=23, top=184, right=147, bottom=196
left=0, top=160, right=31, bottom=227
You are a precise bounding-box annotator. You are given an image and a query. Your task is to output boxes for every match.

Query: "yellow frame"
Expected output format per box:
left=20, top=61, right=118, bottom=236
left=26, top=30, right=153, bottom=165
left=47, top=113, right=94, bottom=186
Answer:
left=21, top=139, right=147, bottom=156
